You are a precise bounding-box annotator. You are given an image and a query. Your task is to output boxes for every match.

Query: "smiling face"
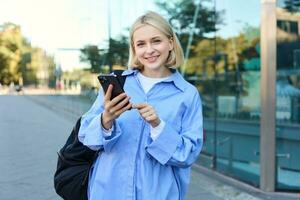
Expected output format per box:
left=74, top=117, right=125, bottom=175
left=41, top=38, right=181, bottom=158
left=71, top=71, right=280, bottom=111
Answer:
left=132, top=24, right=173, bottom=76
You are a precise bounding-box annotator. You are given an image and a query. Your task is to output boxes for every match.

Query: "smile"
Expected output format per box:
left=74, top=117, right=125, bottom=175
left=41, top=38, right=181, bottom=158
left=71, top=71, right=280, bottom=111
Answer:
left=145, top=55, right=159, bottom=62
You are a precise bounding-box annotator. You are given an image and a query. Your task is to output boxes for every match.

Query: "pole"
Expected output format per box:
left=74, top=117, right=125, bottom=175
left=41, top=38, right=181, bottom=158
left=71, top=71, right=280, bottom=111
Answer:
left=107, top=0, right=112, bottom=72
left=182, top=1, right=201, bottom=77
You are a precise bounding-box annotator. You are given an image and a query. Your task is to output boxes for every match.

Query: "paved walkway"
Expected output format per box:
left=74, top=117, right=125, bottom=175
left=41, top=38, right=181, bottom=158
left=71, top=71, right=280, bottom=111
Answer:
left=0, top=95, right=297, bottom=200
left=0, top=96, right=73, bottom=200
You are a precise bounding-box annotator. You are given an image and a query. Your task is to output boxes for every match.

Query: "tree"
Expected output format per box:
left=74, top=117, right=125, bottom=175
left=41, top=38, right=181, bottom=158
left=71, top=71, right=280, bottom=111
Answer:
left=156, top=0, right=223, bottom=53
left=0, top=23, right=23, bottom=84
left=80, top=45, right=105, bottom=73
left=80, top=36, right=129, bottom=73
left=0, top=22, right=55, bottom=86
left=284, top=0, right=300, bottom=13
left=107, top=36, right=129, bottom=68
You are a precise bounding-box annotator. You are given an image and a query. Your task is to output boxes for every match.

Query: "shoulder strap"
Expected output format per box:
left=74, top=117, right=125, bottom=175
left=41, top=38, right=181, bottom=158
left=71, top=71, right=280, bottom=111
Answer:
left=113, top=70, right=126, bottom=87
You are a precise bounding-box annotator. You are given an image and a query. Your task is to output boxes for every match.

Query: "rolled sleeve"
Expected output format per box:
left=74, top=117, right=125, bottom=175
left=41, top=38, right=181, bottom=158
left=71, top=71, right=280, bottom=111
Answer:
left=78, top=90, right=123, bottom=152
left=146, top=90, right=203, bottom=168
left=150, top=120, right=165, bottom=141
left=146, top=122, right=181, bottom=165
left=102, top=121, right=122, bottom=152
left=80, top=114, right=103, bottom=149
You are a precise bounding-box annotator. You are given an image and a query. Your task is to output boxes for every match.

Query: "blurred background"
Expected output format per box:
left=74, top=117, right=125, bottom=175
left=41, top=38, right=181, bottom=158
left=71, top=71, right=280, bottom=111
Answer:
left=0, top=0, right=300, bottom=198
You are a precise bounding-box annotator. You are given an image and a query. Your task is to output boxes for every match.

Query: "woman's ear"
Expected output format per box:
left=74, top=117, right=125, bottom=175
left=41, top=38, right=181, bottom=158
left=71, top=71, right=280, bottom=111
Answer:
left=169, top=38, right=174, bottom=51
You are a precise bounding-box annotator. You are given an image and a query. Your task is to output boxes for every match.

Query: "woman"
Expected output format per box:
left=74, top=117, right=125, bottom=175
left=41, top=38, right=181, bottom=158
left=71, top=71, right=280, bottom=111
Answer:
left=78, top=11, right=203, bottom=200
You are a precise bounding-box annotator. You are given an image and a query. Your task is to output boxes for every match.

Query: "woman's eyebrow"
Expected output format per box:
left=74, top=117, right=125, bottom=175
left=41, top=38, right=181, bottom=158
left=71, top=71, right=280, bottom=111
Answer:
left=135, top=39, right=145, bottom=43
left=135, top=36, right=162, bottom=43
left=151, top=36, right=161, bottom=40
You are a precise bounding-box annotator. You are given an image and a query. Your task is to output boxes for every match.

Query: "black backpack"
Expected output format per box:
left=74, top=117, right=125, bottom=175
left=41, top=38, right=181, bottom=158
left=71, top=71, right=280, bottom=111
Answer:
left=54, top=70, right=126, bottom=200
left=54, top=117, right=98, bottom=200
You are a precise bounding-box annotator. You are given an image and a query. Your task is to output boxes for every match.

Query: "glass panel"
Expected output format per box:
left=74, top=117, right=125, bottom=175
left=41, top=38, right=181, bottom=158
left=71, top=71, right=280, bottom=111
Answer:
left=183, top=0, right=216, bottom=169
left=213, top=0, right=261, bottom=187
left=276, top=0, right=300, bottom=191
left=186, top=0, right=261, bottom=187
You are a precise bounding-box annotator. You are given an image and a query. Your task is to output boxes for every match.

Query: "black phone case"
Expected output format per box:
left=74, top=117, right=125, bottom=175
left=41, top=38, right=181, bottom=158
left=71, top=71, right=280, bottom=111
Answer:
left=97, top=74, right=125, bottom=100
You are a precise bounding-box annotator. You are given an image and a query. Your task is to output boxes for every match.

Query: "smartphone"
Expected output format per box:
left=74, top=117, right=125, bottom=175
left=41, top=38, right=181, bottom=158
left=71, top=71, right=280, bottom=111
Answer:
left=97, top=74, right=125, bottom=100
left=98, top=74, right=131, bottom=110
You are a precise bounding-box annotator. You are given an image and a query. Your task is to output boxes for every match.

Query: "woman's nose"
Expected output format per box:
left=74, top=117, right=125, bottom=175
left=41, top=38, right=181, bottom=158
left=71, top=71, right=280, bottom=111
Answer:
left=145, top=44, right=155, bottom=54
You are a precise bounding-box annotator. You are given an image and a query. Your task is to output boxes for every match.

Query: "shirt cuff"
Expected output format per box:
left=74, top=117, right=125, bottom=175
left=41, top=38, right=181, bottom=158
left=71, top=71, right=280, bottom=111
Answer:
left=150, top=120, right=165, bottom=141
left=101, top=114, right=114, bottom=137
left=101, top=125, right=113, bottom=137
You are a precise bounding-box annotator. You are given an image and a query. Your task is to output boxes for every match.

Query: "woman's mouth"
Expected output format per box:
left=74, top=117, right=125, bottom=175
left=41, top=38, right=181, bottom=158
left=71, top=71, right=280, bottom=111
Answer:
left=145, top=55, right=159, bottom=62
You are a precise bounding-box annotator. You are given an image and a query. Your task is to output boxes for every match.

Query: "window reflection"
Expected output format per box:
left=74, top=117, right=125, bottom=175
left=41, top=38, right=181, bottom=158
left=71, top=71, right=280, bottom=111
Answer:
left=193, top=0, right=261, bottom=188
left=276, top=0, right=300, bottom=191
left=168, top=0, right=300, bottom=192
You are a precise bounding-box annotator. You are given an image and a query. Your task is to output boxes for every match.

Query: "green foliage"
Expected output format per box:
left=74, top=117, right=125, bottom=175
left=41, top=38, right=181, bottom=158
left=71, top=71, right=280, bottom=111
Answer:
left=0, top=22, right=55, bottom=86
left=80, top=45, right=104, bottom=73
left=0, top=23, right=23, bottom=84
left=156, top=0, right=219, bottom=34
left=156, top=0, right=223, bottom=52
left=284, top=0, right=300, bottom=12
left=80, top=36, right=129, bottom=73
left=107, top=36, right=129, bottom=68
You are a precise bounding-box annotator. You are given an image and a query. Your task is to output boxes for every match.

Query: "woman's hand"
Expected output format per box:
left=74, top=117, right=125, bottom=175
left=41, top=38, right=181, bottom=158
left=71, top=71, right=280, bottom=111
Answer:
left=132, top=103, right=161, bottom=127
left=101, top=84, right=132, bottom=129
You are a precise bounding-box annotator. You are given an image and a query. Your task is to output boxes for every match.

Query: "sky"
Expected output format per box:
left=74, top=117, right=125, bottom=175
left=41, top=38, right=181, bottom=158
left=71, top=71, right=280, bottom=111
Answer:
left=0, top=0, right=260, bottom=71
left=215, top=0, right=260, bottom=38
left=0, top=0, right=157, bottom=71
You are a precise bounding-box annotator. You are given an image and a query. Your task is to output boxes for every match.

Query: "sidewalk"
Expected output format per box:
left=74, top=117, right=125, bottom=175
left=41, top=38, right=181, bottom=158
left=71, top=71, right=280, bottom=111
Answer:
left=28, top=94, right=300, bottom=200
left=188, top=165, right=300, bottom=200
left=23, top=94, right=265, bottom=200
left=1, top=94, right=298, bottom=200
left=186, top=166, right=262, bottom=200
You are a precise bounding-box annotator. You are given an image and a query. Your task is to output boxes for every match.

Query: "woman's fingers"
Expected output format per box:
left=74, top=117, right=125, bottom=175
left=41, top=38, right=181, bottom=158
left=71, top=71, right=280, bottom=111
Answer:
left=132, top=103, right=147, bottom=110
left=110, top=96, right=131, bottom=114
left=111, top=93, right=127, bottom=105
left=105, top=93, right=127, bottom=110
left=104, top=85, right=127, bottom=107
left=103, top=89, right=131, bottom=121
left=141, top=109, right=154, bottom=118
left=133, top=103, right=160, bottom=127
left=145, top=114, right=157, bottom=121
left=104, top=84, right=113, bottom=102
left=133, top=103, right=152, bottom=114
left=114, top=102, right=132, bottom=117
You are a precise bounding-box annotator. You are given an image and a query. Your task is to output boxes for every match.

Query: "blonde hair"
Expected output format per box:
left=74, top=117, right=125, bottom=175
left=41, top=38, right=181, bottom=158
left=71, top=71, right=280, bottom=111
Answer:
left=128, top=11, right=184, bottom=69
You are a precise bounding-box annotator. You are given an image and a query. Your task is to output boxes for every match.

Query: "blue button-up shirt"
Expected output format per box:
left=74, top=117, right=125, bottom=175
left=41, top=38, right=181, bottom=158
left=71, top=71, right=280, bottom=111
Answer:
left=78, top=69, right=203, bottom=200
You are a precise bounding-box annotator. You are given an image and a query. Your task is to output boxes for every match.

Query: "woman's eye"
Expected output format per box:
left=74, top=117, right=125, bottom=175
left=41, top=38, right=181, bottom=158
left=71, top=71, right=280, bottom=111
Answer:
left=153, top=40, right=161, bottom=43
left=136, top=43, right=144, bottom=47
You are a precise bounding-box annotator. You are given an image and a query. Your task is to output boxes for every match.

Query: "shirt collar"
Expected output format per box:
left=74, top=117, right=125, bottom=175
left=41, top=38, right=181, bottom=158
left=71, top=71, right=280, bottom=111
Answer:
left=122, top=69, right=138, bottom=76
left=161, top=68, right=186, bottom=92
left=122, top=68, right=186, bottom=92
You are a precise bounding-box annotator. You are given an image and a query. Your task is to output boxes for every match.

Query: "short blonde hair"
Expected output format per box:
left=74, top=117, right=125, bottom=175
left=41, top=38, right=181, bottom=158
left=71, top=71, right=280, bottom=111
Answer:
left=128, top=11, right=184, bottom=69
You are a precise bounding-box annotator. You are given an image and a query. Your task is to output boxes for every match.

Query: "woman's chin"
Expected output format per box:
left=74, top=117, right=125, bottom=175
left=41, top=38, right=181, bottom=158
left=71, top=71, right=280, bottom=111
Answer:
left=143, top=63, right=162, bottom=70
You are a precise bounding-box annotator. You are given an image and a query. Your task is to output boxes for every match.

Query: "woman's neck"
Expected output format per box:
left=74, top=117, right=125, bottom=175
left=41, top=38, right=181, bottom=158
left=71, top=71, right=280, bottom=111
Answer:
left=141, top=67, right=171, bottom=78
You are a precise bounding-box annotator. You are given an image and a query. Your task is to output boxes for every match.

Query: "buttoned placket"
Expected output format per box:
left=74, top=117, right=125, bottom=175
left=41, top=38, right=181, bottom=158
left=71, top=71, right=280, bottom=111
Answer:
left=132, top=74, right=147, bottom=199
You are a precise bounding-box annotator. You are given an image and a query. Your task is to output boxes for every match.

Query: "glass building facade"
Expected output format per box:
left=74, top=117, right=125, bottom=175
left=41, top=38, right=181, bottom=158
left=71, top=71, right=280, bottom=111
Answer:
left=182, top=0, right=300, bottom=192
left=276, top=0, right=300, bottom=191
left=40, top=0, right=300, bottom=194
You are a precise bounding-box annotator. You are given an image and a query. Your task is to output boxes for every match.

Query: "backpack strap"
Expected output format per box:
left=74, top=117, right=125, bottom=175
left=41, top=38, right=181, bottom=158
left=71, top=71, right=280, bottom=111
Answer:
left=112, top=70, right=126, bottom=87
